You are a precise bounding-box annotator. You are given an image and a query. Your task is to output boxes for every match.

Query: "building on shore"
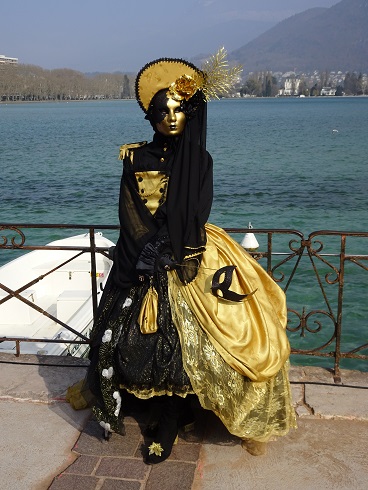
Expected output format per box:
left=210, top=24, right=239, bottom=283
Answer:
left=320, top=86, right=337, bottom=96
left=0, top=54, right=18, bottom=65
left=279, top=76, right=301, bottom=96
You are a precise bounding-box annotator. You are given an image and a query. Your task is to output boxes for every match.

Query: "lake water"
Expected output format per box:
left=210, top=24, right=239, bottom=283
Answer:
left=1, top=97, right=368, bottom=231
left=1, top=97, right=367, bottom=370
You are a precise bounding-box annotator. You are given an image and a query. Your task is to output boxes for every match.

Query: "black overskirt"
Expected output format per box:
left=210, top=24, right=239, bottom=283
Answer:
left=88, top=270, right=192, bottom=405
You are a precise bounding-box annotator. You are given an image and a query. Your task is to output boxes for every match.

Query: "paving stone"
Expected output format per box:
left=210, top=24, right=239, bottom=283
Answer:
left=300, top=366, right=335, bottom=383
left=75, top=419, right=143, bottom=457
left=3, top=357, right=368, bottom=490
left=100, top=480, right=143, bottom=490
left=169, top=442, right=201, bottom=462
left=288, top=364, right=305, bottom=382
left=0, top=399, right=88, bottom=490
left=49, top=473, right=99, bottom=490
left=305, top=384, right=368, bottom=420
left=341, top=369, right=368, bottom=387
left=295, top=405, right=313, bottom=418
left=0, top=364, right=86, bottom=402
left=96, top=456, right=148, bottom=480
left=192, top=419, right=368, bottom=490
left=290, top=383, right=304, bottom=405
left=146, top=461, right=197, bottom=490
left=64, top=454, right=100, bottom=475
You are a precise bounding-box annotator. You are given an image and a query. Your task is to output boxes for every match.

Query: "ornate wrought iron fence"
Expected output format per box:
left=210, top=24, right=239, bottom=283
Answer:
left=226, top=227, right=368, bottom=381
left=1, top=223, right=367, bottom=382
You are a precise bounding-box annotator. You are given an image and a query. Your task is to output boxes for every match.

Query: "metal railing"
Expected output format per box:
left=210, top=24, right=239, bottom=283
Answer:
left=1, top=223, right=367, bottom=382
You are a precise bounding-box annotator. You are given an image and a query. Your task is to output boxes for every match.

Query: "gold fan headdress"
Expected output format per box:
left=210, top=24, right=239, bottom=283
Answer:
left=135, top=47, right=242, bottom=113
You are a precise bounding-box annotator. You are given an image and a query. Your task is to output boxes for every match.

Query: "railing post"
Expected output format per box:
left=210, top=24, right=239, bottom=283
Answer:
left=89, top=228, right=98, bottom=322
left=15, top=339, right=21, bottom=357
left=266, top=232, right=272, bottom=274
left=334, top=235, right=346, bottom=383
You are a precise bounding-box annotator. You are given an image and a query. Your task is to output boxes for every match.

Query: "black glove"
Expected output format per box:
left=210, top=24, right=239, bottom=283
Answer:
left=156, top=253, right=178, bottom=272
left=136, top=242, right=158, bottom=276
left=136, top=236, right=177, bottom=276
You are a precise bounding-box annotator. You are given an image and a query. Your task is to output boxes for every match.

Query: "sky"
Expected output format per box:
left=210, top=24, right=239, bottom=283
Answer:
left=1, top=0, right=339, bottom=73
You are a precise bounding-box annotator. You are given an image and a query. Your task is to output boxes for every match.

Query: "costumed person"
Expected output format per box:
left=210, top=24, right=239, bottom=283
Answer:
left=86, top=48, right=297, bottom=464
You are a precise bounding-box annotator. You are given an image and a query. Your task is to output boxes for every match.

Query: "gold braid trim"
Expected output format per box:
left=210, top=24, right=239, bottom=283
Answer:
left=183, top=249, right=205, bottom=261
left=119, top=141, right=147, bottom=162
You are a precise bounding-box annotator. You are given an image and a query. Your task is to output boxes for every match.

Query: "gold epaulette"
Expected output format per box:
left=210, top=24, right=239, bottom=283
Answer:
left=118, top=141, right=147, bottom=161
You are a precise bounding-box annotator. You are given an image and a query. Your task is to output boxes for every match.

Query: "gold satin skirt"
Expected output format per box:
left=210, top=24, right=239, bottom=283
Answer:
left=168, top=223, right=296, bottom=441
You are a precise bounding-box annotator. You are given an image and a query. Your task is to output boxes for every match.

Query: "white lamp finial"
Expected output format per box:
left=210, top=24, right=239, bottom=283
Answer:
left=241, top=222, right=259, bottom=251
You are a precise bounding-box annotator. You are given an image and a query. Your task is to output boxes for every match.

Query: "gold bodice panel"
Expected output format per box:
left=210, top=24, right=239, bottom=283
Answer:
left=135, top=171, right=169, bottom=214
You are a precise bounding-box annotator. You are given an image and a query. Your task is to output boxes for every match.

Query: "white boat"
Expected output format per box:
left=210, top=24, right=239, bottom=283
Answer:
left=0, top=232, right=115, bottom=357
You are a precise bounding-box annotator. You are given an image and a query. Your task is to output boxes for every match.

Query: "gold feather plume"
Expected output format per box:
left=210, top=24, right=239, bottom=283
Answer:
left=201, top=47, right=243, bottom=100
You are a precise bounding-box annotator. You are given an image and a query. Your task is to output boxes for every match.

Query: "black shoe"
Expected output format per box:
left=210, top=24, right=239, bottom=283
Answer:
left=145, top=432, right=178, bottom=464
left=145, top=405, right=179, bottom=464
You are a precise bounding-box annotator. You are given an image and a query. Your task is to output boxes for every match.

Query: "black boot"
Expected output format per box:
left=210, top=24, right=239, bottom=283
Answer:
left=145, top=395, right=184, bottom=464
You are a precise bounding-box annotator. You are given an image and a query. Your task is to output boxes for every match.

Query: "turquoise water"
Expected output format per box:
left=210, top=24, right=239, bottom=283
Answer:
left=1, top=98, right=368, bottom=231
left=209, top=97, right=368, bottom=232
left=1, top=97, right=367, bottom=370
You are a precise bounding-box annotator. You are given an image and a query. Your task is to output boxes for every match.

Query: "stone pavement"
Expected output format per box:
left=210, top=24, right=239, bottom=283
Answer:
left=1, top=353, right=368, bottom=490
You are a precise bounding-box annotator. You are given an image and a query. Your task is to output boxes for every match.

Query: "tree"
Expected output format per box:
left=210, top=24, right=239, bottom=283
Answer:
left=319, top=70, right=330, bottom=89
left=297, top=78, right=309, bottom=96
left=121, top=75, right=131, bottom=98
left=262, top=72, right=278, bottom=97
left=290, top=76, right=296, bottom=96
left=335, top=85, right=344, bottom=96
left=357, top=72, right=363, bottom=95
left=265, top=78, right=272, bottom=97
left=241, top=74, right=262, bottom=97
left=343, top=72, right=362, bottom=95
left=0, top=63, right=132, bottom=101
left=310, top=83, right=319, bottom=96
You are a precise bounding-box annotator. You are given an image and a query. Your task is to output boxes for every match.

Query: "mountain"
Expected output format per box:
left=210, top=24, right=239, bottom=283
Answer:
left=229, top=0, right=368, bottom=74
left=194, top=18, right=277, bottom=54
left=187, top=18, right=277, bottom=67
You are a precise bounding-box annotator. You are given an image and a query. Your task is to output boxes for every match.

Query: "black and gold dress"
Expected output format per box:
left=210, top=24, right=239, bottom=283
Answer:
left=88, top=132, right=296, bottom=443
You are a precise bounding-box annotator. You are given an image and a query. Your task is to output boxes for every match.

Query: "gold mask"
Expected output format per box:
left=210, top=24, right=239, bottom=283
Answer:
left=155, top=98, right=186, bottom=137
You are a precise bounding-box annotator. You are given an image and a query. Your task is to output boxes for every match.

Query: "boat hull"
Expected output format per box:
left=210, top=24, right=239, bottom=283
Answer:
left=0, top=233, right=115, bottom=356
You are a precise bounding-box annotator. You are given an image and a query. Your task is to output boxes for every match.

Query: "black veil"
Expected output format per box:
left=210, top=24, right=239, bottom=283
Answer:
left=112, top=93, right=213, bottom=286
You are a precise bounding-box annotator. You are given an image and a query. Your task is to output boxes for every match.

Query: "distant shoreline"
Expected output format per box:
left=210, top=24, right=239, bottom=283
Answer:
left=2, top=94, right=368, bottom=105
left=0, top=98, right=136, bottom=105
